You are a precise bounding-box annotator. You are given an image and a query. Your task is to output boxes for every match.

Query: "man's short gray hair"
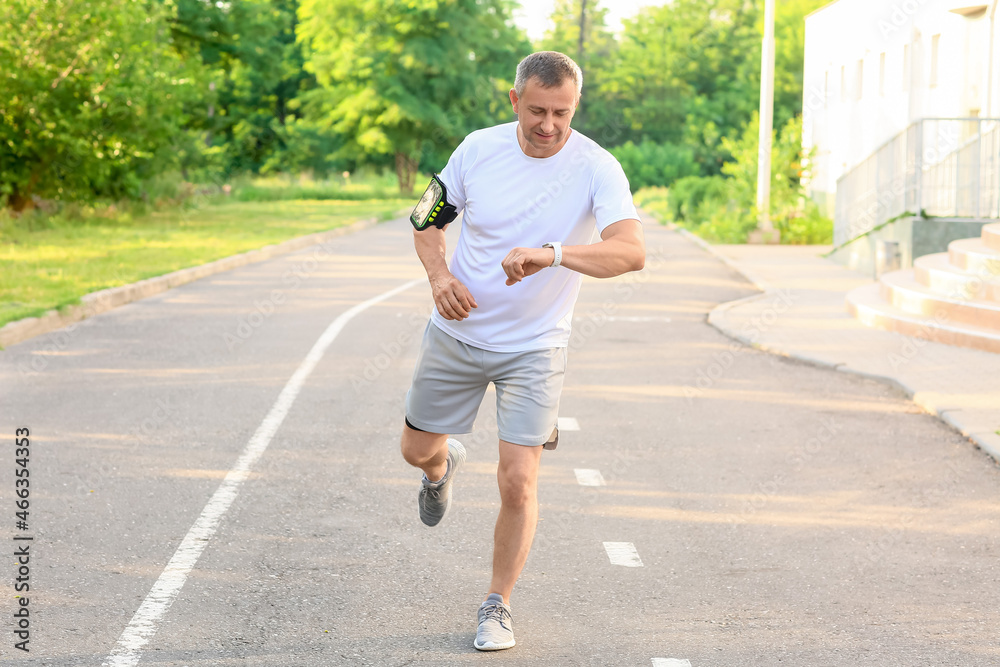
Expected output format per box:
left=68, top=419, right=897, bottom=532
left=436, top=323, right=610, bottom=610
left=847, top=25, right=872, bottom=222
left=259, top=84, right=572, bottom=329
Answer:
left=514, top=51, right=583, bottom=97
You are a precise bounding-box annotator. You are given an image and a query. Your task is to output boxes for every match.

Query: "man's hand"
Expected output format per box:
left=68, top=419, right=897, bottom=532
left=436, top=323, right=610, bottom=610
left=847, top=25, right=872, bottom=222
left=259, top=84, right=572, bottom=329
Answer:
left=430, top=272, right=478, bottom=320
left=412, top=224, right=476, bottom=320
left=501, top=247, right=555, bottom=286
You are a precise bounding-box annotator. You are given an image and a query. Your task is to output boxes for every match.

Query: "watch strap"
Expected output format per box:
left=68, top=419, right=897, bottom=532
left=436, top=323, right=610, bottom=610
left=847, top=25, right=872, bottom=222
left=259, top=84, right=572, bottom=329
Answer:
left=543, top=242, right=562, bottom=268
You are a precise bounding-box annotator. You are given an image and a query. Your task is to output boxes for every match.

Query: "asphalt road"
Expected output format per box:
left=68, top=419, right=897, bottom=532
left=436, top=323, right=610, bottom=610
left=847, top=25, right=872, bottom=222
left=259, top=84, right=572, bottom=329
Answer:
left=2, top=217, right=998, bottom=666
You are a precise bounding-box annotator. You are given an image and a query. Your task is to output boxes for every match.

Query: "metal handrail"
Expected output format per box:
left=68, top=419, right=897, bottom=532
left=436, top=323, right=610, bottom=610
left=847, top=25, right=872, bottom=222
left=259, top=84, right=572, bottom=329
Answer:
left=834, top=117, right=1000, bottom=246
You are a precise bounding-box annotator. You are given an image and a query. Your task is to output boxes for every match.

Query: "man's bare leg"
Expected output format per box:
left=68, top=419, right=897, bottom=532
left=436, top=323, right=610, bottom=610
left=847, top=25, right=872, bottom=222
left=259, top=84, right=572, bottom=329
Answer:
left=400, top=423, right=449, bottom=482
left=487, top=439, right=544, bottom=604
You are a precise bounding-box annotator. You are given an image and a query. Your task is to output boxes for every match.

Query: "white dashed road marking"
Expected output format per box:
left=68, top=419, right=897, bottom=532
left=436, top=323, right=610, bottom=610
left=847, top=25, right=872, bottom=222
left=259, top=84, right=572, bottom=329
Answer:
left=574, top=468, right=606, bottom=486
left=607, top=316, right=672, bottom=322
left=103, top=279, right=422, bottom=667
left=573, top=316, right=671, bottom=323
left=557, top=417, right=580, bottom=431
left=603, top=541, right=643, bottom=567
left=652, top=659, right=692, bottom=667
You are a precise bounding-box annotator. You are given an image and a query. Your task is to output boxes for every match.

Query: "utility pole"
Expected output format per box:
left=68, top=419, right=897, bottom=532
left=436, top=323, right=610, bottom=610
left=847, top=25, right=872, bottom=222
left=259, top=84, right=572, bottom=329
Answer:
left=751, top=0, right=780, bottom=244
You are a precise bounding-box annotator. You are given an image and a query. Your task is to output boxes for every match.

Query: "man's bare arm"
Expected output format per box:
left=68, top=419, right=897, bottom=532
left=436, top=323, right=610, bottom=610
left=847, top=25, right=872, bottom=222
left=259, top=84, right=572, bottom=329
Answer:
left=413, top=225, right=478, bottom=320
left=500, top=219, right=645, bottom=285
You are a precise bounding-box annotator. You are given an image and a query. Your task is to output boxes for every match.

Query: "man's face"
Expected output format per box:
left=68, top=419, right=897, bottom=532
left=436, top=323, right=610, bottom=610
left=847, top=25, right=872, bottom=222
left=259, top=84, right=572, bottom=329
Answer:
left=509, top=77, right=579, bottom=158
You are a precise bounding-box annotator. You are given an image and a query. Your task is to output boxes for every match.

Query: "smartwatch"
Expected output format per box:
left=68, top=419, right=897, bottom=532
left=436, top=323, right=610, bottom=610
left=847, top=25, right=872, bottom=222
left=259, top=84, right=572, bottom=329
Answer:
left=542, top=242, right=562, bottom=268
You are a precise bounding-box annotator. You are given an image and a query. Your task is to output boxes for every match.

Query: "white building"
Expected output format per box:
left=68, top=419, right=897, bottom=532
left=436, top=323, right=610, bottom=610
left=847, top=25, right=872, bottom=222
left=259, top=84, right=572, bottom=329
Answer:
left=802, top=0, right=1000, bottom=239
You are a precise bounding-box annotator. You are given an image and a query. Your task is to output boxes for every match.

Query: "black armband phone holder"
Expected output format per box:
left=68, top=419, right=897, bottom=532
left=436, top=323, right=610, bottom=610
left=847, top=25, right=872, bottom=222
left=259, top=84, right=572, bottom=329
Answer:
left=410, top=173, right=458, bottom=231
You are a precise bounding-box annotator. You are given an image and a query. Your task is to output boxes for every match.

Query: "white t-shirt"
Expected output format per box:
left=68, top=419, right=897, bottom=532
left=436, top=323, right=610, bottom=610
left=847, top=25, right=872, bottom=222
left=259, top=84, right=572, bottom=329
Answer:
left=431, top=121, right=640, bottom=352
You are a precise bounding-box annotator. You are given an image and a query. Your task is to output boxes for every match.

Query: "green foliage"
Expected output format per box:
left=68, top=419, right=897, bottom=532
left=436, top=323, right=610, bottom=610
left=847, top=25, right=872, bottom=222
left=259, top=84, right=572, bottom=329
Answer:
left=778, top=200, right=833, bottom=244
left=635, top=175, right=756, bottom=244
left=636, top=113, right=832, bottom=245
left=170, top=0, right=316, bottom=179
left=0, top=0, right=199, bottom=208
left=230, top=170, right=416, bottom=202
left=173, top=130, right=230, bottom=186
left=297, top=0, right=529, bottom=193
left=537, top=0, right=619, bottom=143
left=0, top=0, right=834, bottom=227
left=718, top=112, right=831, bottom=244
left=603, top=5, right=689, bottom=148
left=610, top=0, right=762, bottom=174
left=666, top=175, right=733, bottom=225
left=772, top=0, right=830, bottom=131
left=658, top=175, right=754, bottom=243
left=547, top=0, right=828, bottom=176
left=259, top=117, right=346, bottom=179
left=632, top=186, right=670, bottom=222
left=609, top=141, right=698, bottom=190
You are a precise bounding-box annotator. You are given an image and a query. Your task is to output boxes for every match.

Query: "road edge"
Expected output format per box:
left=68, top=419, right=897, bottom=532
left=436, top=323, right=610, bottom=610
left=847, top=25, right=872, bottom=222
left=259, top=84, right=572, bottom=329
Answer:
left=666, top=222, right=1000, bottom=466
left=0, top=212, right=401, bottom=350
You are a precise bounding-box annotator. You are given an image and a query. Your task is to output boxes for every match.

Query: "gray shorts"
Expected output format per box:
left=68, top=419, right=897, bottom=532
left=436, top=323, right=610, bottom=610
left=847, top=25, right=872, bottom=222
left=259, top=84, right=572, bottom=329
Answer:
left=405, top=321, right=567, bottom=447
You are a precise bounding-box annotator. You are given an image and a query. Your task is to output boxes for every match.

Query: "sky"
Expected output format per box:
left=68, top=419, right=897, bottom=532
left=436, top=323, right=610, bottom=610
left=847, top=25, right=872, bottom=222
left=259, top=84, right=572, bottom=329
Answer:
left=513, top=0, right=672, bottom=42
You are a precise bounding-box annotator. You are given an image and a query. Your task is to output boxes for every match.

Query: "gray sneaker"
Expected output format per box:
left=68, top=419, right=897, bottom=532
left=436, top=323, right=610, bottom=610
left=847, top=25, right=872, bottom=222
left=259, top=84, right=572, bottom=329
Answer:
left=474, top=593, right=515, bottom=651
left=417, top=438, right=466, bottom=527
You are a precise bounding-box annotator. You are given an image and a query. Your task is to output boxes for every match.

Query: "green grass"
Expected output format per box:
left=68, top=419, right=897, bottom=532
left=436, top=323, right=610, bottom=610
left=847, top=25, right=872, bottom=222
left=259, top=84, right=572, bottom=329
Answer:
left=0, top=197, right=411, bottom=329
left=231, top=170, right=424, bottom=203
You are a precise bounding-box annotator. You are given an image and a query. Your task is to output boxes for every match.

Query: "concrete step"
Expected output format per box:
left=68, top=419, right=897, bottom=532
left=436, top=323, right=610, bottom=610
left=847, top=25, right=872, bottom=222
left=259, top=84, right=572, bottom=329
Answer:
left=880, top=269, right=1000, bottom=329
left=913, top=253, right=1000, bottom=302
left=983, top=222, right=1000, bottom=252
left=847, top=282, right=1000, bottom=354
left=949, top=238, right=1000, bottom=276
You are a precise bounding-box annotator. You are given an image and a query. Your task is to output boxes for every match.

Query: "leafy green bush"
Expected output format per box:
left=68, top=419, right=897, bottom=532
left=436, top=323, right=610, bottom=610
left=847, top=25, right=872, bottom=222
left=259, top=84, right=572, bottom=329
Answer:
left=715, top=113, right=832, bottom=244
left=666, top=175, right=729, bottom=223
left=635, top=113, right=833, bottom=245
left=259, top=118, right=347, bottom=180
left=690, top=195, right=759, bottom=243
left=777, top=202, right=833, bottom=244
left=632, top=186, right=670, bottom=222
left=609, top=141, right=699, bottom=190
left=634, top=177, right=754, bottom=243
left=0, top=0, right=201, bottom=209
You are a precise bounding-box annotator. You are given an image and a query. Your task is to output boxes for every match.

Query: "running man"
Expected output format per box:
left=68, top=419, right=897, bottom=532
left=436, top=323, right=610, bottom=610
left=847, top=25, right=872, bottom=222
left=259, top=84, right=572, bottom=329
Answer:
left=400, top=51, right=645, bottom=651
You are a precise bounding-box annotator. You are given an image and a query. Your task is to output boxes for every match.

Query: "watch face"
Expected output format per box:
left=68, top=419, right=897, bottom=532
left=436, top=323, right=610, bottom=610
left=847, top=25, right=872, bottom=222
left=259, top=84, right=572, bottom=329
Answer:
left=412, top=178, right=444, bottom=228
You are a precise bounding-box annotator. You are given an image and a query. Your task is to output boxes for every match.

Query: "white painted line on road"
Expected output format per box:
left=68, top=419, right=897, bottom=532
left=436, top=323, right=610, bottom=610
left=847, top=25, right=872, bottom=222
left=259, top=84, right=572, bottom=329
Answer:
left=608, top=316, right=672, bottom=322
left=652, top=659, right=692, bottom=667
left=603, top=541, right=643, bottom=567
left=572, top=316, right=671, bottom=323
left=557, top=417, right=580, bottom=431
left=103, top=278, right=422, bottom=667
left=574, top=468, right=606, bottom=486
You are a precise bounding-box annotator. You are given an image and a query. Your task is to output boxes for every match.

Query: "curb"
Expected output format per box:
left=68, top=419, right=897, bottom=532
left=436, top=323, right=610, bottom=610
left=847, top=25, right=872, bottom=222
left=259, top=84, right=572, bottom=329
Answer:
left=0, top=213, right=394, bottom=350
left=665, top=222, right=1000, bottom=466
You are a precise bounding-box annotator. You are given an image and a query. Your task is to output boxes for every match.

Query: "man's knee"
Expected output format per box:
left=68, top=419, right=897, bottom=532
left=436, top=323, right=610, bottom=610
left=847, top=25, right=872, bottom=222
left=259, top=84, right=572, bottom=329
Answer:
left=497, top=466, right=538, bottom=508
left=400, top=423, right=447, bottom=467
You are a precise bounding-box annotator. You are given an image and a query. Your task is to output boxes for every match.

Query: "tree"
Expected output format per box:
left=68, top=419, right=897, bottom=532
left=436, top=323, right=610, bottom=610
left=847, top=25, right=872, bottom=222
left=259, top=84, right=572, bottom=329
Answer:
left=167, top=0, right=318, bottom=178
left=296, top=0, right=529, bottom=193
left=532, top=0, right=830, bottom=191
left=0, top=0, right=199, bottom=209
left=772, top=0, right=830, bottom=130
left=596, top=0, right=762, bottom=175
left=611, top=7, right=688, bottom=146
left=538, top=0, right=619, bottom=144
